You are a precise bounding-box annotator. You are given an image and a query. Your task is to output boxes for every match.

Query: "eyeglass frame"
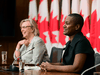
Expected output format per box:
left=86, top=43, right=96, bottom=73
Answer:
left=20, top=26, right=33, bottom=29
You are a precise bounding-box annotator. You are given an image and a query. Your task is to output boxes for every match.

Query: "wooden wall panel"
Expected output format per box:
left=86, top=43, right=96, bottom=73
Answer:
left=0, top=0, right=29, bottom=61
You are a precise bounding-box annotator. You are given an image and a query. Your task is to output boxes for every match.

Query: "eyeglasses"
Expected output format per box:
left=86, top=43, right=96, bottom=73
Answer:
left=20, top=26, right=33, bottom=29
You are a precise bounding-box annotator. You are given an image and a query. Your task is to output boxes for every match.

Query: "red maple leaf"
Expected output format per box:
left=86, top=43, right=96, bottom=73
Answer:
left=30, top=0, right=33, bottom=2
left=32, top=17, right=36, bottom=21
left=59, top=12, right=67, bottom=45
left=39, top=0, right=44, bottom=4
left=38, top=13, right=49, bottom=43
left=49, top=10, right=59, bottom=43
left=37, top=13, right=42, bottom=30
left=80, top=10, right=84, bottom=17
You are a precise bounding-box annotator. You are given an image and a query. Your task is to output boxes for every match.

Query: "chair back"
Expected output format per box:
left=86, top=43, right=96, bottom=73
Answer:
left=50, top=47, right=64, bottom=63
left=95, top=53, right=100, bottom=72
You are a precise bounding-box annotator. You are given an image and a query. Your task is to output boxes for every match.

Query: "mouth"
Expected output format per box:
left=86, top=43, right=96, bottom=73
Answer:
left=22, top=32, right=26, bottom=36
left=63, top=29, right=67, bottom=32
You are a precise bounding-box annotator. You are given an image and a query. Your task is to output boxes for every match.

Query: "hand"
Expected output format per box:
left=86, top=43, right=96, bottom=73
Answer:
left=16, top=39, right=29, bottom=49
left=40, top=62, right=52, bottom=72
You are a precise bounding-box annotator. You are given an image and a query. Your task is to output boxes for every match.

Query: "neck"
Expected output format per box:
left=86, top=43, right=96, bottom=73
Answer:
left=27, top=34, right=34, bottom=43
left=69, top=32, right=78, bottom=42
left=69, top=34, right=75, bottom=42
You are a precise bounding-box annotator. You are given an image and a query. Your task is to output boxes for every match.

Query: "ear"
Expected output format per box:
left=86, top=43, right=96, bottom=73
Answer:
left=33, top=28, right=35, bottom=33
left=75, top=24, right=80, bottom=30
left=31, top=27, right=35, bottom=33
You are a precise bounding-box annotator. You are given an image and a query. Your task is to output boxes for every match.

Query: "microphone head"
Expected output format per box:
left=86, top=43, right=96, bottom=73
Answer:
left=30, top=47, right=35, bottom=50
left=9, top=65, right=19, bottom=72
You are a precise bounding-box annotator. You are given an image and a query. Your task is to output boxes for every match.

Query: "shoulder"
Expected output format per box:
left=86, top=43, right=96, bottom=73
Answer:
left=73, top=33, right=94, bottom=55
left=71, top=32, right=89, bottom=47
left=75, top=32, right=87, bottom=41
left=32, top=36, right=44, bottom=43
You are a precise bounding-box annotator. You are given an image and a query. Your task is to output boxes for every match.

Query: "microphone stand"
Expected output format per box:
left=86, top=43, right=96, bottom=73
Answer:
left=9, top=47, right=35, bottom=71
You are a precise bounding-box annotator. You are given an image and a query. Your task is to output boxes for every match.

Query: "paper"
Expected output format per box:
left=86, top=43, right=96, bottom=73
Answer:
left=24, top=66, right=41, bottom=70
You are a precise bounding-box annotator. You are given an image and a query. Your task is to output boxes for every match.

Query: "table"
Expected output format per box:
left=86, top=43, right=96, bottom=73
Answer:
left=93, top=72, right=100, bottom=75
left=0, top=60, right=80, bottom=75
left=0, top=70, right=80, bottom=75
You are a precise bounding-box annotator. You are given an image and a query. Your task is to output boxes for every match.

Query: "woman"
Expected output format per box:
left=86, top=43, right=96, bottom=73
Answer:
left=13, top=19, right=50, bottom=65
left=40, top=13, right=95, bottom=75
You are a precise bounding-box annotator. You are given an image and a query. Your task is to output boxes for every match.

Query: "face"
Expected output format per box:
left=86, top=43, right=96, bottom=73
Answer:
left=63, top=16, right=77, bottom=36
left=20, top=21, right=33, bottom=39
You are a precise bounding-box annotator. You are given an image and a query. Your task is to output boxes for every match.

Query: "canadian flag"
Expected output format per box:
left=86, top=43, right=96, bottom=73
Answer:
left=49, top=0, right=59, bottom=47
left=38, top=0, right=51, bottom=56
left=96, top=0, right=100, bottom=53
left=58, top=0, right=70, bottom=48
left=28, top=0, right=37, bottom=21
left=80, top=0, right=90, bottom=40
left=72, top=0, right=80, bottom=14
left=90, top=0, right=98, bottom=53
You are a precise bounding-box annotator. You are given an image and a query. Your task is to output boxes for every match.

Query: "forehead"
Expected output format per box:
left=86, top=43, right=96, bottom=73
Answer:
left=21, top=21, right=30, bottom=26
left=65, top=16, right=74, bottom=22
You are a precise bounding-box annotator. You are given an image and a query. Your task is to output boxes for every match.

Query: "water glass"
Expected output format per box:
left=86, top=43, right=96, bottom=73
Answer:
left=1, top=51, right=7, bottom=62
left=2, top=61, right=7, bottom=70
left=19, top=59, right=25, bottom=72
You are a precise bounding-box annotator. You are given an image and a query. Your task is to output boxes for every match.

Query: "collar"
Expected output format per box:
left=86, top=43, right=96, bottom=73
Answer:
left=70, top=32, right=85, bottom=47
left=64, top=41, right=71, bottom=50
left=30, top=36, right=38, bottom=44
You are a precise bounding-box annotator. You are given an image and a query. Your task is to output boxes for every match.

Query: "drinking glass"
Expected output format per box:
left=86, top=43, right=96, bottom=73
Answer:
left=19, top=59, right=25, bottom=72
left=1, top=51, right=7, bottom=62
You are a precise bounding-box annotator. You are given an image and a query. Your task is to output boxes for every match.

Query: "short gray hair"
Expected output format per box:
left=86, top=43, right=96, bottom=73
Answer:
left=20, top=19, right=40, bottom=36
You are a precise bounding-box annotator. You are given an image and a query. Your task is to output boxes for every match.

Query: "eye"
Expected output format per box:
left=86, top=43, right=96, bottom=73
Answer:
left=23, top=26, right=27, bottom=28
left=20, top=26, right=26, bottom=29
left=65, top=21, right=70, bottom=25
left=20, top=26, right=32, bottom=29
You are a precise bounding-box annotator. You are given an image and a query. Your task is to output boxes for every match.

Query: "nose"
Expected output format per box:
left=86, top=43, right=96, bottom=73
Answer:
left=21, top=28, right=24, bottom=32
left=63, top=24, right=66, bottom=28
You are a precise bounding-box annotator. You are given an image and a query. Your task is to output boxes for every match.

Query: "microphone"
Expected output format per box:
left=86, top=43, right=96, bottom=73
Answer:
left=81, top=63, right=100, bottom=75
left=9, top=47, right=35, bottom=72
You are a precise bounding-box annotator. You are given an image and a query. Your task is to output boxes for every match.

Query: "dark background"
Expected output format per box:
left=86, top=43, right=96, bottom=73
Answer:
left=0, top=0, right=15, bottom=37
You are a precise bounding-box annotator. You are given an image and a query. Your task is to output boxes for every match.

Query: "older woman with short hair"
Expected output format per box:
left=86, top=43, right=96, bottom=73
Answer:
left=13, top=19, right=50, bottom=65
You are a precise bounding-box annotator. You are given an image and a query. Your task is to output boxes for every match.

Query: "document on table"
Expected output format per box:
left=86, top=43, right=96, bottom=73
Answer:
left=24, top=66, right=41, bottom=70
